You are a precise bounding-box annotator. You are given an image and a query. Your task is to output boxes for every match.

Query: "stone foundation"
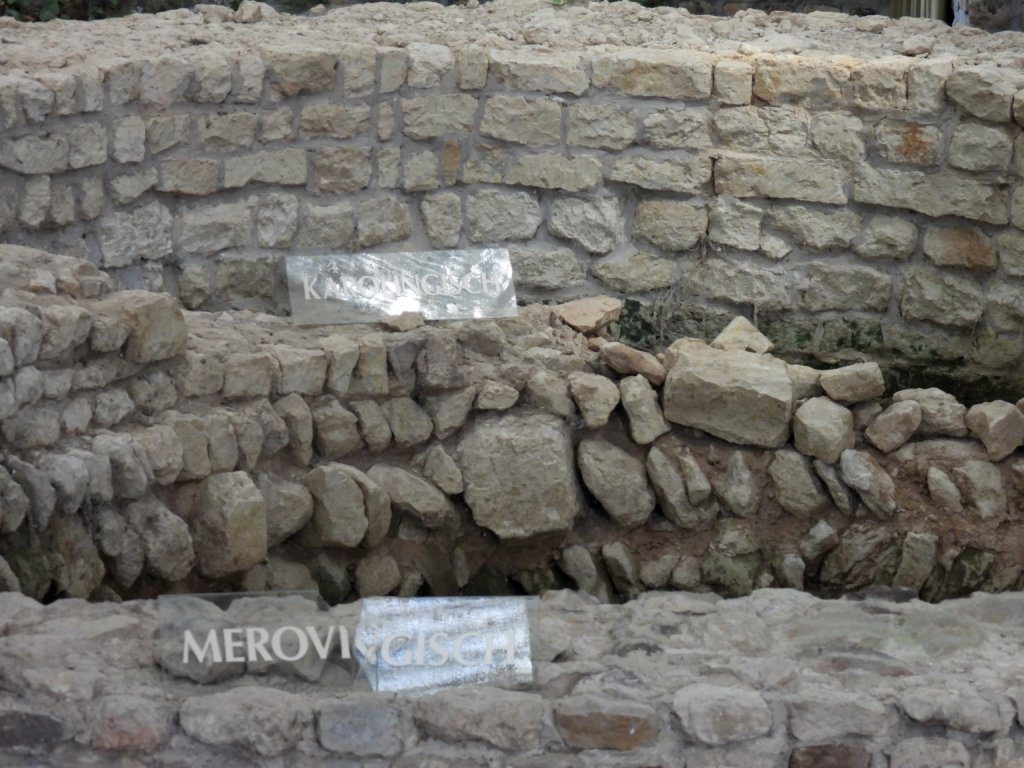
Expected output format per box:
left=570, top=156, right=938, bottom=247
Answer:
left=2, top=588, right=1024, bottom=766
left=1, top=0, right=1024, bottom=392
left=2, top=244, right=1024, bottom=605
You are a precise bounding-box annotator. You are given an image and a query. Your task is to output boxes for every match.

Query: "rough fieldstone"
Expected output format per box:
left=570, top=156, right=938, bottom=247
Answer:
left=525, top=370, right=574, bottom=418
left=475, top=380, right=519, bottom=411
left=633, top=199, right=707, bottom=251
left=125, top=497, right=194, bottom=582
left=889, top=737, right=969, bottom=768
left=839, top=450, right=896, bottom=518
left=719, top=451, right=761, bottom=517
left=505, top=154, right=602, bottom=192
left=304, top=464, right=369, bottom=547
left=923, top=226, right=997, bottom=271
left=94, top=291, right=186, bottom=364
left=854, top=166, right=1008, bottom=225
left=458, top=413, right=580, bottom=538
left=509, top=245, right=584, bottom=290
left=712, top=316, right=773, bottom=354
left=568, top=372, right=620, bottom=428
left=787, top=686, right=892, bottom=742
left=768, top=449, right=830, bottom=517
left=555, top=296, right=622, bottom=332
left=600, top=342, right=666, bottom=386
left=592, top=49, right=713, bottom=99
left=966, top=401, right=1024, bottom=461
left=194, top=472, right=267, bottom=578
left=946, top=64, right=1019, bottom=123
left=892, top=388, right=968, bottom=437
left=866, top=401, right=922, bottom=453
left=366, top=465, right=452, bottom=529
left=258, top=475, right=314, bottom=547
left=672, top=684, right=772, bottom=746
left=927, top=467, right=963, bottom=515
left=577, top=437, right=655, bottom=528
left=548, top=197, right=623, bottom=254
left=481, top=95, right=561, bottom=145
left=793, top=397, right=855, bottom=464
left=663, top=342, right=794, bottom=448
left=853, top=214, right=917, bottom=260
left=819, top=363, right=885, bottom=404
left=413, top=687, right=544, bottom=751
left=893, top=531, right=939, bottom=593
left=318, top=697, right=404, bottom=757
left=381, top=397, right=433, bottom=449
left=619, top=375, right=669, bottom=445
left=646, top=436, right=717, bottom=530
left=179, top=686, right=312, bottom=757
left=553, top=696, right=660, bottom=750
left=952, top=460, right=1007, bottom=521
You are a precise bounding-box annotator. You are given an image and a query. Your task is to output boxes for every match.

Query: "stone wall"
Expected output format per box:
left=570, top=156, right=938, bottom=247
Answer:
left=1, top=0, right=1024, bottom=393
left=2, top=587, right=1024, bottom=766
left=2, top=244, right=1024, bottom=606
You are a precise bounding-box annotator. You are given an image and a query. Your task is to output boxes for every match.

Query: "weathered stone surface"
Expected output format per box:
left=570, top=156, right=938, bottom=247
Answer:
left=646, top=436, right=716, bottom=530
left=892, top=388, right=968, bottom=437
left=304, top=464, right=369, bottom=547
left=413, top=686, right=544, bottom=751
left=125, top=497, right=194, bottom=582
left=838, top=449, right=896, bottom=518
left=819, top=363, right=885, bottom=404
left=94, top=291, right=186, bottom=364
left=367, top=465, right=452, bottom=529
left=946, top=64, right=1019, bottom=123
left=465, top=189, right=541, bottom=242
left=633, top=199, right=707, bottom=252
left=619, top=374, right=669, bottom=445
left=893, top=531, right=939, bottom=593
left=458, top=413, right=580, bottom=538
left=900, top=267, right=984, bottom=327
left=318, top=697, right=404, bottom=757
left=592, top=250, right=677, bottom=292
left=854, top=166, right=1008, bottom=224
left=866, top=401, right=922, bottom=453
left=194, top=472, right=267, bottom=578
left=966, top=401, right=1024, bottom=461
left=718, top=451, right=761, bottom=517
left=568, top=372, right=620, bottom=428
left=553, top=696, right=660, bottom=750
left=716, top=156, right=846, bottom=204
left=673, top=684, right=772, bottom=746
left=793, top=397, right=855, bottom=464
left=927, top=467, right=963, bottom=515
left=952, top=460, right=1007, bottom=521
left=555, top=296, right=622, bottom=332
left=711, top=316, right=773, bottom=354
left=663, top=343, right=794, bottom=448
left=179, top=686, right=312, bottom=757
left=768, top=449, right=830, bottom=517
left=600, top=342, right=666, bottom=386
left=577, top=437, right=655, bottom=528
left=548, top=196, right=623, bottom=254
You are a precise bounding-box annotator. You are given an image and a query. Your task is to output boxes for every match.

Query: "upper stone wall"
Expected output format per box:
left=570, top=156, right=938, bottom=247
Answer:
left=2, top=0, right=1024, bottom=391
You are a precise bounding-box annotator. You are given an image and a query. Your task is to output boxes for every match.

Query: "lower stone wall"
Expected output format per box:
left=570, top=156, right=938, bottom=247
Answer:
left=1, top=588, right=1024, bottom=766
left=2, top=245, right=1024, bottom=606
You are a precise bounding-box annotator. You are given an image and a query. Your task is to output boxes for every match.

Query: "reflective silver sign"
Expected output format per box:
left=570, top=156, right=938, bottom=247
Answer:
left=286, top=249, right=517, bottom=325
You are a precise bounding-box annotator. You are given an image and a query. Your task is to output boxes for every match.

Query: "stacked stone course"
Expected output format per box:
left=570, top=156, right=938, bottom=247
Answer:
left=2, top=588, right=1024, bottom=765
left=1, top=0, right=1024, bottom=389
left=2, top=245, right=1024, bottom=607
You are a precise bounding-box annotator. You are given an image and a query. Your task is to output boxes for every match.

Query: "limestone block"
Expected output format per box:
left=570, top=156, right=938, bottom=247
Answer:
left=663, top=343, right=794, bottom=448
left=922, top=226, right=996, bottom=271
left=465, top=189, right=541, bottom=242
left=577, top=437, right=655, bottom=528
left=592, top=251, right=676, bottom=293
left=194, top=472, right=267, bottom=578
left=366, top=464, right=452, bottom=529
left=753, top=54, right=849, bottom=107
left=260, top=45, right=335, bottom=97
left=608, top=154, right=711, bottom=193
left=946, top=64, right=1021, bottom=123
left=865, top=401, right=922, bottom=453
left=715, top=155, right=847, bottom=205
left=458, top=413, right=580, bottom=538
left=401, top=94, right=477, bottom=140
left=672, top=684, right=772, bottom=746
left=567, top=103, right=636, bottom=149
left=966, top=401, right=1024, bottom=461
left=489, top=50, right=588, bottom=95
left=226, top=148, right=308, bottom=188
left=313, top=147, right=372, bottom=193
left=592, top=49, right=713, bottom=99
left=838, top=449, right=896, bottom=518
left=633, top=200, right=706, bottom=251
left=481, top=95, right=561, bottom=145
left=853, top=166, right=1009, bottom=224
left=714, top=59, right=753, bottom=105
left=899, top=267, right=984, bottom=327
left=819, top=363, right=885, bottom=404
left=853, top=215, right=917, bottom=260
left=303, top=464, right=369, bottom=547
left=644, top=107, right=712, bottom=149
left=97, top=202, right=173, bottom=268
left=548, top=196, right=623, bottom=254
left=505, top=154, right=602, bottom=193
left=768, top=449, right=830, bottom=517
left=793, top=397, right=855, bottom=464
left=619, top=375, right=669, bottom=445
left=509, top=245, right=584, bottom=290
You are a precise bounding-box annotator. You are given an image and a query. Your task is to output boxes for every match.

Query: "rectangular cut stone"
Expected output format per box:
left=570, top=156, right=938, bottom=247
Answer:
left=799, top=262, right=891, bottom=312
left=684, top=257, right=789, bottom=311
left=853, top=166, right=1009, bottom=224
left=715, top=156, right=847, bottom=204
left=505, top=154, right=602, bottom=192
left=224, top=148, right=307, bottom=188
left=489, top=50, right=588, bottom=95
left=662, top=343, right=795, bottom=448
left=592, top=50, right=713, bottom=100
left=608, top=154, right=711, bottom=193
left=401, top=94, right=477, bottom=140
left=753, top=54, right=850, bottom=107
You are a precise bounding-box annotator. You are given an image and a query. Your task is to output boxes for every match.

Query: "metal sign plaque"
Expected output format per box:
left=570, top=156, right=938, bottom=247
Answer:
left=285, top=249, right=517, bottom=325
